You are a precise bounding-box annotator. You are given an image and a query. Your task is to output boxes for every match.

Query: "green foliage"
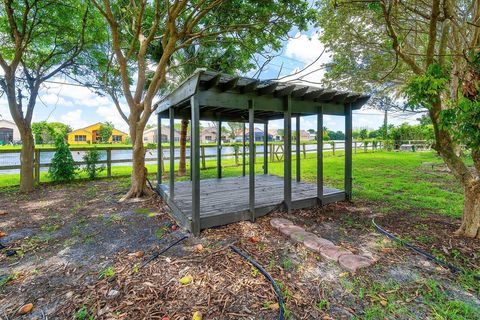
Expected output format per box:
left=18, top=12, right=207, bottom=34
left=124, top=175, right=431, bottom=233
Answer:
left=404, top=64, right=449, bottom=109
left=97, top=122, right=113, bottom=143
left=48, top=138, right=77, bottom=182
left=441, top=98, right=480, bottom=150
left=82, top=148, right=104, bottom=180
left=98, top=266, right=115, bottom=279
left=32, top=122, right=72, bottom=144
left=74, top=306, right=94, bottom=320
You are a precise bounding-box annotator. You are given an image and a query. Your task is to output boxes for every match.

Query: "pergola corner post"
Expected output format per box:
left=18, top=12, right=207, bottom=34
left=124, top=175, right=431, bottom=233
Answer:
left=217, top=121, right=222, bottom=179
left=295, top=116, right=301, bottom=182
left=345, top=103, right=353, bottom=201
left=263, top=121, right=268, bottom=175
left=169, top=108, right=175, bottom=199
left=157, top=114, right=162, bottom=186
left=248, top=100, right=255, bottom=221
left=191, top=96, right=201, bottom=236
left=284, top=95, right=292, bottom=213
left=242, top=122, right=246, bottom=176
left=317, top=107, right=324, bottom=204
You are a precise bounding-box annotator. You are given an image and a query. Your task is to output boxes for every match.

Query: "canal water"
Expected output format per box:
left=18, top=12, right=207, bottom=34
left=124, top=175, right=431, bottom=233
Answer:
left=0, top=142, right=346, bottom=174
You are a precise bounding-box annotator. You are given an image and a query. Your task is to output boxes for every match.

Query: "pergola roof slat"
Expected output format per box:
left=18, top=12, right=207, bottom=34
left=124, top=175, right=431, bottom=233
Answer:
left=256, top=82, right=279, bottom=95
left=218, top=76, right=239, bottom=91
left=274, top=84, right=296, bottom=97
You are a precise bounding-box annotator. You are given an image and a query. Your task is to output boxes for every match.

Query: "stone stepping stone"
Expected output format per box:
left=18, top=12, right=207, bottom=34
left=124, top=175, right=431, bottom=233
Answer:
left=290, top=230, right=314, bottom=243
left=304, top=237, right=335, bottom=253
left=270, top=218, right=294, bottom=229
left=279, top=225, right=305, bottom=236
left=319, top=245, right=351, bottom=262
left=339, top=254, right=374, bottom=272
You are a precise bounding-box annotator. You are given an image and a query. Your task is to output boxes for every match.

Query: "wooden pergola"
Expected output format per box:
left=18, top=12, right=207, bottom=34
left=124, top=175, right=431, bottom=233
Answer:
left=155, top=70, right=369, bottom=235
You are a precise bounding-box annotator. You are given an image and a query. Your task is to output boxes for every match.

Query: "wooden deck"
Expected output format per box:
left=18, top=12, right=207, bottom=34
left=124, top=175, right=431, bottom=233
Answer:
left=158, top=174, right=345, bottom=231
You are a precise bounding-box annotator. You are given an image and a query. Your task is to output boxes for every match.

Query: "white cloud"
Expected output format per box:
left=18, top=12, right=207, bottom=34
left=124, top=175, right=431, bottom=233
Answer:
left=285, top=32, right=326, bottom=63
left=60, top=109, right=88, bottom=129
left=281, top=32, right=331, bottom=84
left=96, top=105, right=129, bottom=132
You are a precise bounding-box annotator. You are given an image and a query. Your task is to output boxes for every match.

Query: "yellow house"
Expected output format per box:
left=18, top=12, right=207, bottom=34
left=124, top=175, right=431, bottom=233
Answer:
left=67, top=123, right=128, bottom=144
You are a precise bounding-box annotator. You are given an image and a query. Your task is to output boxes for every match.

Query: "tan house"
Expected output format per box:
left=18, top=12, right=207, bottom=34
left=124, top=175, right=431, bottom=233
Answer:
left=200, top=126, right=229, bottom=143
left=143, top=126, right=181, bottom=143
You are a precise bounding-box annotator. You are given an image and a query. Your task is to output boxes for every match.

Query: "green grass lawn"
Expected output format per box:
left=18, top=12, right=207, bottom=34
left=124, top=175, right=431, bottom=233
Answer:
left=0, top=150, right=466, bottom=218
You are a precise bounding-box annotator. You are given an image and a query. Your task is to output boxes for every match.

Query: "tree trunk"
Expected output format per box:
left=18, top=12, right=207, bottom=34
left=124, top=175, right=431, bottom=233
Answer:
left=455, top=180, right=480, bottom=239
left=178, top=118, right=189, bottom=176
left=19, top=125, right=35, bottom=193
left=121, top=121, right=153, bottom=200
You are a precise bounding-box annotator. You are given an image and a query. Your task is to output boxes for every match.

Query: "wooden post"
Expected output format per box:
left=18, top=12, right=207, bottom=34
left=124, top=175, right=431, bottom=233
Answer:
left=157, top=115, right=162, bottom=185
left=345, top=103, right=353, bottom=201
left=270, top=142, right=274, bottom=162
left=201, top=146, right=206, bottom=169
left=364, top=141, right=368, bottom=153
left=248, top=100, right=255, bottom=221
left=217, top=121, right=222, bottom=179
left=169, top=108, right=175, bottom=199
left=317, top=108, right=324, bottom=203
left=354, top=141, right=357, bottom=154
left=34, top=149, right=40, bottom=184
left=295, top=116, right=300, bottom=182
left=332, top=142, right=335, bottom=155
left=284, top=95, right=292, bottom=212
left=263, top=121, right=268, bottom=174
left=302, top=143, right=306, bottom=159
left=106, top=148, right=112, bottom=178
left=191, top=96, right=201, bottom=236
left=242, top=122, right=246, bottom=176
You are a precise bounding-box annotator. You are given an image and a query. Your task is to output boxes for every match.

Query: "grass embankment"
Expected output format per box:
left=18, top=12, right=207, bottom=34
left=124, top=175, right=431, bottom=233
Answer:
left=0, top=151, right=465, bottom=217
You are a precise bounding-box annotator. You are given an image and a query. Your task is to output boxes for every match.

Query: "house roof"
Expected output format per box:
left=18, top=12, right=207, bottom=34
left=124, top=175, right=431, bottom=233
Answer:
left=155, top=70, right=370, bottom=123
left=68, top=128, right=91, bottom=135
left=70, top=122, right=128, bottom=136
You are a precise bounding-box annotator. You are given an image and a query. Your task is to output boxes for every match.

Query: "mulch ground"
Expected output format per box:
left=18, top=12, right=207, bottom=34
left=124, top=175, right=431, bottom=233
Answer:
left=0, top=179, right=479, bottom=319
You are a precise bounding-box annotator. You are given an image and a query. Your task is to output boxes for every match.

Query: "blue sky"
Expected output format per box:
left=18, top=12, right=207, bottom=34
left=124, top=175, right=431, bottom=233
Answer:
left=0, top=26, right=421, bottom=134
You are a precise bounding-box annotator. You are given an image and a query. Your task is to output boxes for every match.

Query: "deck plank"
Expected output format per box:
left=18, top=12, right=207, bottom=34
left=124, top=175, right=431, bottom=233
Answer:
left=161, top=174, right=343, bottom=223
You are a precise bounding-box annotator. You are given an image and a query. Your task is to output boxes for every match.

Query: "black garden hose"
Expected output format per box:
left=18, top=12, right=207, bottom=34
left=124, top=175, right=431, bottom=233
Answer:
left=230, top=245, right=285, bottom=320
left=140, top=235, right=188, bottom=269
left=372, top=218, right=480, bottom=281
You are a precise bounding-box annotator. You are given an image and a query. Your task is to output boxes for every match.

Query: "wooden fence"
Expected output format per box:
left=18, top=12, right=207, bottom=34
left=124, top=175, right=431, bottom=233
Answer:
left=0, top=140, right=430, bottom=184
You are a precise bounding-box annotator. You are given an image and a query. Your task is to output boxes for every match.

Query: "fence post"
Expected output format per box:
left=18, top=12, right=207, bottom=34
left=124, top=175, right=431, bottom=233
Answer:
left=201, top=145, right=206, bottom=169
left=234, top=145, right=239, bottom=165
left=364, top=141, right=368, bottom=153
left=354, top=141, right=357, bottom=154
left=34, top=149, right=40, bottom=184
left=302, top=143, right=306, bottom=159
left=106, top=148, right=112, bottom=177
left=332, top=142, right=335, bottom=155
left=270, top=143, right=274, bottom=162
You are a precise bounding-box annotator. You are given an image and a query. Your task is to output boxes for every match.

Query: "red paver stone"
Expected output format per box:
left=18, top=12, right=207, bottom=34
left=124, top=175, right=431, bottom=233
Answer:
left=304, top=237, right=335, bottom=252
left=319, top=245, right=351, bottom=261
left=338, top=254, right=374, bottom=272
left=279, top=225, right=304, bottom=236
left=290, top=230, right=313, bottom=243
left=270, top=218, right=294, bottom=229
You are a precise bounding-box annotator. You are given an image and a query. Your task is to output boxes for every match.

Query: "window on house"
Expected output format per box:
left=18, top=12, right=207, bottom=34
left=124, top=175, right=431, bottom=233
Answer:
left=74, top=135, right=87, bottom=142
left=205, top=135, right=212, bottom=141
left=112, top=135, right=122, bottom=142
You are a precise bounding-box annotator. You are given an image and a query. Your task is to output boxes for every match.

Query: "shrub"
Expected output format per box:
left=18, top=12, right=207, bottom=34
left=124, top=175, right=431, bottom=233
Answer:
left=83, top=148, right=104, bottom=179
left=48, top=138, right=77, bottom=182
